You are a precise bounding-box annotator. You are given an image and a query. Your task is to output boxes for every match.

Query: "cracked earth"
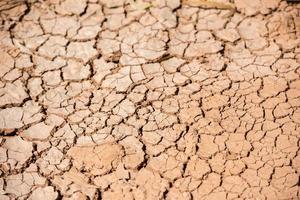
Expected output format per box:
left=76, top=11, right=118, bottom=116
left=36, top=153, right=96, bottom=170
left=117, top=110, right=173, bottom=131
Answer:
left=0, top=0, right=300, bottom=199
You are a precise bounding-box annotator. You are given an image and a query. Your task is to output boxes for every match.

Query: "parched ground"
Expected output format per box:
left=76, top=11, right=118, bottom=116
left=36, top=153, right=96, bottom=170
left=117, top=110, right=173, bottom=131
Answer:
left=0, top=0, right=300, bottom=199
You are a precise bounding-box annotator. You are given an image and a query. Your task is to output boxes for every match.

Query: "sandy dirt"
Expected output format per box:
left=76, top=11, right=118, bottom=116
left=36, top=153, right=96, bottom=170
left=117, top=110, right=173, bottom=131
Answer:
left=0, top=0, right=300, bottom=199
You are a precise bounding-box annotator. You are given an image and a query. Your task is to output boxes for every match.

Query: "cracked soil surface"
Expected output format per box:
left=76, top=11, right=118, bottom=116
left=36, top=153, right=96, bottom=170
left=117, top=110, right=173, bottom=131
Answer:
left=0, top=0, right=300, bottom=199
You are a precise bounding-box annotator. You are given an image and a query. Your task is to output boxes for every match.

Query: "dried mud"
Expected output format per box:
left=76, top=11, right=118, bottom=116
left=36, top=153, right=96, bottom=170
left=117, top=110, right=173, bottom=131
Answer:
left=0, top=0, right=300, bottom=199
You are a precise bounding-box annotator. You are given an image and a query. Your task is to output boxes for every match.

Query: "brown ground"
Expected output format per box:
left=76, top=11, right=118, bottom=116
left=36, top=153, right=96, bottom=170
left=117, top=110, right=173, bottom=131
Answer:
left=0, top=0, right=300, bottom=199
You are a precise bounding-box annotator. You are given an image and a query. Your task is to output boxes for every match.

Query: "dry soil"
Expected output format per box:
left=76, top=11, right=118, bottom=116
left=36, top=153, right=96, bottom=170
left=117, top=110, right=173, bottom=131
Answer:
left=0, top=0, right=300, bottom=199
